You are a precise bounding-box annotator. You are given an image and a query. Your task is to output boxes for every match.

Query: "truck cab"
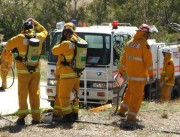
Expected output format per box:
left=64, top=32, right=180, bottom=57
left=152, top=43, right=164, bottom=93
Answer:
left=46, top=22, right=138, bottom=106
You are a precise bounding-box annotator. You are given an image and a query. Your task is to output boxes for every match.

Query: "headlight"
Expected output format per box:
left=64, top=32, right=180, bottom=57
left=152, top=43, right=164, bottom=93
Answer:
left=92, top=83, right=106, bottom=88
left=47, top=79, right=57, bottom=86
left=92, top=82, right=114, bottom=89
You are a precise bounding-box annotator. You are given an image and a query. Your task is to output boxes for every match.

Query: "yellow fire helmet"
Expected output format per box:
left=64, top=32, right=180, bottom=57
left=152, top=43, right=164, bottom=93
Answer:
left=64, top=22, right=76, bottom=31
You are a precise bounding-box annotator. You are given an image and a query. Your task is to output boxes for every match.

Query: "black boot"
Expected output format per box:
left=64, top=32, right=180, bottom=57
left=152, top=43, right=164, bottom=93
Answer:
left=31, top=120, right=40, bottom=125
left=0, top=87, right=5, bottom=92
left=16, top=118, right=25, bottom=126
left=73, top=113, right=78, bottom=121
left=61, top=113, right=74, bottom=122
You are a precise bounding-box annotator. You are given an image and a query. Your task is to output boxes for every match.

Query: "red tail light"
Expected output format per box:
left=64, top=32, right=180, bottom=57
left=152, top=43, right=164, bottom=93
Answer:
left=47, top=89, right=53, bottom=93
left=97, top=92, right=105, bottom=97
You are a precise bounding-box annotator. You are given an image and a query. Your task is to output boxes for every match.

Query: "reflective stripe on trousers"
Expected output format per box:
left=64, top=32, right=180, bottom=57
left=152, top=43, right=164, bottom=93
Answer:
left=54, top=105, right=61, bottom=109
left=18, top=109, right=29, bottom=115
left=31, top=109, right=41, bottom=114
left=61, top=106, right=72, bottom=112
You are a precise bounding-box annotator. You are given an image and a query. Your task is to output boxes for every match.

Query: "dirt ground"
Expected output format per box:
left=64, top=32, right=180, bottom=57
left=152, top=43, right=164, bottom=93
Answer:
left=0, top=101, right=180, bottom=137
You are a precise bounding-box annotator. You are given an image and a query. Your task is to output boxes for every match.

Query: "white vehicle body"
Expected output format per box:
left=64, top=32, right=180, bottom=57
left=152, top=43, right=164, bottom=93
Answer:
left=46, top=24, right=138, bottom=105
left=145, top=39, right=180, bottom=99
left=45, top=24, right=180, bottom=106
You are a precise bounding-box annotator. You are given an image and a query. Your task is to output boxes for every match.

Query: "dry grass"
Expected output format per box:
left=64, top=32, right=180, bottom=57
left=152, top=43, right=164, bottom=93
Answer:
left=0, top=100, right=180, bottom=137
left=2, top=59, right=180, bottom=136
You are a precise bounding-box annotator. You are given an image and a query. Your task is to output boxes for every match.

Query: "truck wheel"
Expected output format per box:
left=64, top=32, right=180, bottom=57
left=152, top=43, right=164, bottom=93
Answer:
left=171, top=85, right=180, bottom=100
left=50, top=101, right=54, bottom=108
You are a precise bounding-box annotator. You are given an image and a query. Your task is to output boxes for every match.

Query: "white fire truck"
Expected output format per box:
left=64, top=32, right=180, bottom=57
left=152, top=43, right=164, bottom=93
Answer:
left=45, top=21, right=138, bottom=106
left=45, top=22, right=180, bottom=106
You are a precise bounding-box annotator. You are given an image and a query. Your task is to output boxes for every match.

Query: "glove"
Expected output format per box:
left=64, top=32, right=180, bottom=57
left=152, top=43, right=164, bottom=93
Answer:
left=26, top=18, right=37, bottom=26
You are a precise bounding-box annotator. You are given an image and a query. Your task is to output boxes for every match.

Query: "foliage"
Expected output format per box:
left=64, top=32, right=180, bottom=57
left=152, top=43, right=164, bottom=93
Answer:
left=0, top=0, right=179, bottom=42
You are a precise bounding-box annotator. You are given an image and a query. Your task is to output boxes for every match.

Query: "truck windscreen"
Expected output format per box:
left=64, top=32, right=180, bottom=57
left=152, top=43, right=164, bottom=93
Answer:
left=48, top=32, right=111, bottom=65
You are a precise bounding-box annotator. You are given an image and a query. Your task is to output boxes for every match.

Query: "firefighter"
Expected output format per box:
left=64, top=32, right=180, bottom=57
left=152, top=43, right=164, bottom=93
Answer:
left=52, top=27, right=80, bottom=122
left=160, top=47, right=175, bottom=102
left=53, top=22, right=84, bottom=120
left=5, top=18, right=47, bottom=125
left=0, top=49, right=13, bottom=91
left=117, top=24, right=155, bottom=127
left=52, top=22, right=76, bottom=118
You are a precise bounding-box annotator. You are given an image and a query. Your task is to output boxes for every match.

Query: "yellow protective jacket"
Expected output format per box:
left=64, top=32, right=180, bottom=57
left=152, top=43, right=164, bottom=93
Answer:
left=52, top=39, right=77, bottom=79
left=5, top=21, right=47, bottom=73
left=1, top=49, right=13, bottom=72
left=160, top=54, right=175, bottom=86
left=119, top=31, right=153, bottom=81
left=53, top=34, right=85, bottom=78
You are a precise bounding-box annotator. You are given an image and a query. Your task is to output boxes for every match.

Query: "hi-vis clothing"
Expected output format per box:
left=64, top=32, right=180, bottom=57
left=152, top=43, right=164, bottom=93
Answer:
left=119, top=31, right=153, bottom=80
left=118, top=31, right=154, bottom=121
left=160, top=55, right=175, bottom=86
left=5, top=21, right=47, bottom=121
left=52, top=35, right=81, bottom=115
left=52, top=40, right=77, bottom=79
left=0, top=49, right=13, bottom=88
left=160, top=54, right=175, bottom=101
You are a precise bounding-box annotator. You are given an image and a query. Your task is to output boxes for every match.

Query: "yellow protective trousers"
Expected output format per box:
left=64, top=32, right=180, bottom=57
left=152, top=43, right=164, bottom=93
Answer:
left=118, top=80, right=146, bottom=121
left=53, top=79, right=62, bottom=116
left=0, top=70, right=8, bottom=88
left=17, top=72, right=41, bottom=121
left=160, top=85, right=172, bottom=102
left=58, top=77, right=80, bottom=115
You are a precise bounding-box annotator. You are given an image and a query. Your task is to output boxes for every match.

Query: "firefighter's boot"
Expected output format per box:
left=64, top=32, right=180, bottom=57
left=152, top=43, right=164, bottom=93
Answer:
left=31, top=120, right=40, bottom=125
left=73, top=113, right=78, bottom=121
left=0, top=87, right=5, bottom=92
left=16, top=118, right=25, bottom=126
left=61, top=113, right=74, bottom=122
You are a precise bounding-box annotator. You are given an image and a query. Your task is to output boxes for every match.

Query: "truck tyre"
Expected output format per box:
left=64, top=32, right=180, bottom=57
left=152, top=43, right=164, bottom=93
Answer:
left=50, top=101, right=55, bottom=108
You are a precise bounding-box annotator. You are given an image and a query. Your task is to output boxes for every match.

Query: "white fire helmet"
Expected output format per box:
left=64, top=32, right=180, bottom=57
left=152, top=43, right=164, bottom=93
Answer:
left=137, top=24, right=158, bottom=33
left=162, top=47, right=172, bottom=54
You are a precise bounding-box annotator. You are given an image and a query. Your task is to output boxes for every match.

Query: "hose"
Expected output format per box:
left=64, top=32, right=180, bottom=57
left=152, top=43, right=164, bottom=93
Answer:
left=6, top=67, right=15, bottom=89
left=112, top=79, right=127, bottom=115
left=0, top=115, right=14, bottom=124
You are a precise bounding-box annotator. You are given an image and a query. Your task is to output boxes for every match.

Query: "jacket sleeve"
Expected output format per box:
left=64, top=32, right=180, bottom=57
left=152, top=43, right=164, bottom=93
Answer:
left=142, top=43, right=154, bottom=77
left=34, top=21, right=48, bottom=40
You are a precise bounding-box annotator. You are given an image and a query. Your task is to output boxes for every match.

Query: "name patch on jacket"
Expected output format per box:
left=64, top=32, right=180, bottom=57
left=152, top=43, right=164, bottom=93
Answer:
left=127, top=42, right=140, bottom=49
left=69, top=43, right=75, bottom=49
left=23, top=39, right=28, bottom=45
